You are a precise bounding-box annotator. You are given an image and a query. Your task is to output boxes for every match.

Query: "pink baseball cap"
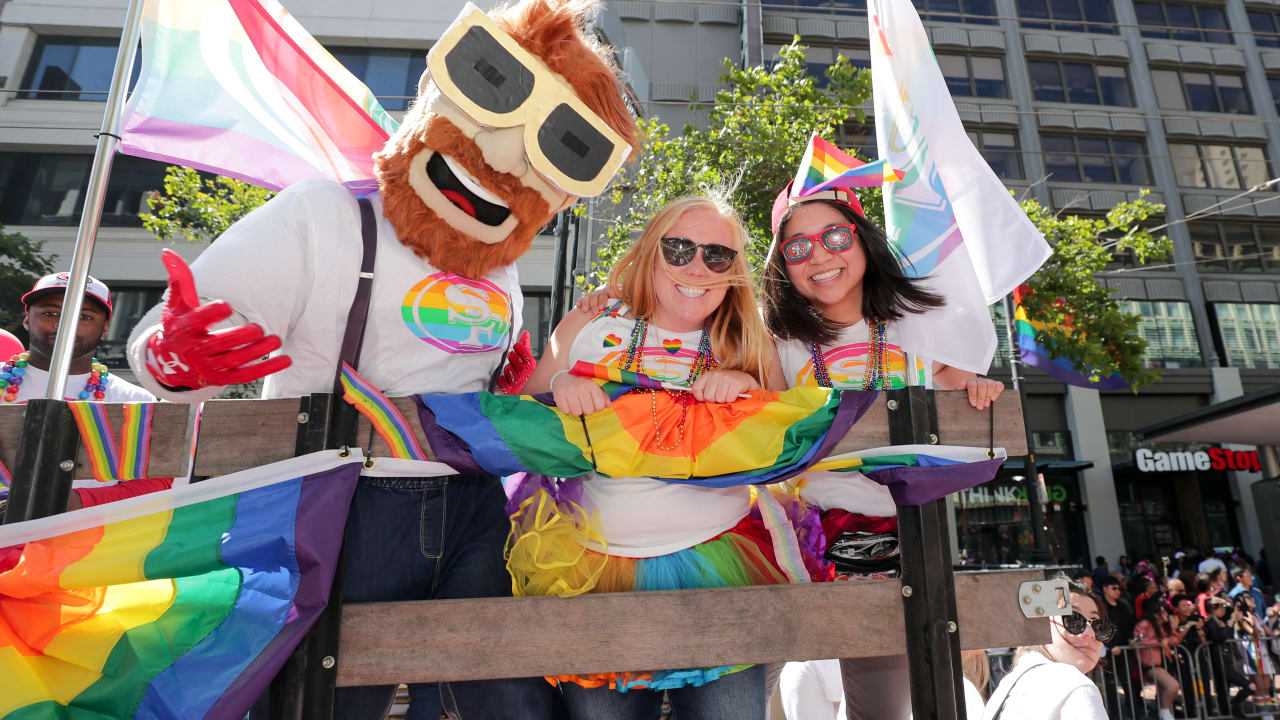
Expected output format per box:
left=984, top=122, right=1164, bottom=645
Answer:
left=769, top=180, right=865, bottom=238
left=22, top=272, right=113, bottom=317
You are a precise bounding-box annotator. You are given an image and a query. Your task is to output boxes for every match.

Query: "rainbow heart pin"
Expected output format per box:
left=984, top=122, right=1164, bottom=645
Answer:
left=662, top=339, right=682, bottom=354
left=603, top=334, right=622, bottom=348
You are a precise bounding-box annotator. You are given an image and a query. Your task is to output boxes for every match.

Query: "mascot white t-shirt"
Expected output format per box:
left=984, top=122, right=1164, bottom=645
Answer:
left=129, top=179, right=522, bottom=405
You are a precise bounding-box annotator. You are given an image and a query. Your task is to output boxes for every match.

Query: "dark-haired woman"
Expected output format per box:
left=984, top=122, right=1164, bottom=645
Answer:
left=1133, top=597, right=1181, bottom=720
left=761, top=183, right=1004, bottom=720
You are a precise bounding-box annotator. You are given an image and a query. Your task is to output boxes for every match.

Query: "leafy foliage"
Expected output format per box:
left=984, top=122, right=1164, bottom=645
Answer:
left=1018, top=192, right=1171, bottom=388
left=0, top=225, right=55, bottom=336
left=141, top=166, right=274, bottom=244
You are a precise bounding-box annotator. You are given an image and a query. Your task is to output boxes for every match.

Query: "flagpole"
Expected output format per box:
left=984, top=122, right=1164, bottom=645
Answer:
left=44, top=0, right=146, bottom=399
left=1003, top=293, right=1051, bottom=562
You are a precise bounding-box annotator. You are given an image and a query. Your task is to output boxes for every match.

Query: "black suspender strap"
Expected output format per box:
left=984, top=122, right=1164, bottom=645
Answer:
left=332, top=197, right=378, bottom=395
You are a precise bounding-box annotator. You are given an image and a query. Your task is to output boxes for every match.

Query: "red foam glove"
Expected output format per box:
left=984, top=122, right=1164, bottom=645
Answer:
left=145, top=249, right=292, bottom=391
left=496, top=330, right=535, bottom=395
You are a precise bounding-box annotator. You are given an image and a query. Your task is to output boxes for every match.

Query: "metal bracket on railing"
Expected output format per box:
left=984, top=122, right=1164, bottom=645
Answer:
left=1017, top=578, right=1071, bottom=619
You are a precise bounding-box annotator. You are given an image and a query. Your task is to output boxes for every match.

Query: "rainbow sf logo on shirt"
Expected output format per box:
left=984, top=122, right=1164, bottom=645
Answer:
left=402, top=272, right=511, bottom=354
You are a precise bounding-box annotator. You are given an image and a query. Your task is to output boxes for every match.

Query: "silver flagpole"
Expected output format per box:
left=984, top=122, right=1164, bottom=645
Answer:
left=44, top=0, right=146, bottom=399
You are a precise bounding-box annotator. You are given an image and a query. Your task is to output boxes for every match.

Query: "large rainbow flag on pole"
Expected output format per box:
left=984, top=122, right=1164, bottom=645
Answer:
left=0, top=451, right=362, bottom=719
left=119, top=0, right=398, bottom=193
left=1013, top=285, right=1128, bottom=390
left=868, top=0, right=1050, bottom=374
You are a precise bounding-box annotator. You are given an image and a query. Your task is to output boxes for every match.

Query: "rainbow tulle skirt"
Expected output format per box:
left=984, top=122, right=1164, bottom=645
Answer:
left=503, top=474, right=828, bottom=692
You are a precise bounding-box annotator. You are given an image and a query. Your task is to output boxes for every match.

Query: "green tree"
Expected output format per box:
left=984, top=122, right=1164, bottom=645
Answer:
left=141, top=166, right=274, bottom=244
left=0, top=225, right=55, bottom=335
left=593, top=37, right=1169, bottom=388
left=1017, top=192, right=1171, bottom=388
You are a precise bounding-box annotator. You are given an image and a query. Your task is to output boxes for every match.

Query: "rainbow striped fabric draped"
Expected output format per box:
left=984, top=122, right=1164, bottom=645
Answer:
left=418, top=386, right=1004, bottom=504
left=0, top=452, right=361, bottom=720
left=119, top=0, right=398, bottom=194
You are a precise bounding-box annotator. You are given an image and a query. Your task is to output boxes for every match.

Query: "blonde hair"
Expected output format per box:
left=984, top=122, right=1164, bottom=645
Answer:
left=607, top=194, right=773, bottom=384
left=961, top=649, right=991, bottom=700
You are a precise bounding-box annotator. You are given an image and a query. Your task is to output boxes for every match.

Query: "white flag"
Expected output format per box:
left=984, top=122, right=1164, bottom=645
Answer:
left=869, top=0, right=1051, bottom=373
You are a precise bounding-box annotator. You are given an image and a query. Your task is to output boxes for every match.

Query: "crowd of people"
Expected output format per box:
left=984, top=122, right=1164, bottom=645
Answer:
left=1086, top=549, right=1279, bottom=720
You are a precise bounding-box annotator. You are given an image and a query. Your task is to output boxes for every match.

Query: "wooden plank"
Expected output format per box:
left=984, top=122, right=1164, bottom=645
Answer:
left=194, top=398, right=300, bottom=476
left=831, top=391, right=1027, bottom=456
left=0, top=403, right=192, bottom=478
left=335, top=570, right=1048, bottom=686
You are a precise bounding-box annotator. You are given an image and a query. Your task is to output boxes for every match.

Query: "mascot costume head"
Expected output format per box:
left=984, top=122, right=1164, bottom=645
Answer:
left=375, top=0, right=638, bottom=280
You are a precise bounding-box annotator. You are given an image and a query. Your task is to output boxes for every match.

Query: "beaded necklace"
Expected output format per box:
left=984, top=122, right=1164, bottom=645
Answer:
left=617, top=315, right=716, bottom=451
left=808, top=318, right=888, bottom=390
left=0, top=352, right=110, bottom=404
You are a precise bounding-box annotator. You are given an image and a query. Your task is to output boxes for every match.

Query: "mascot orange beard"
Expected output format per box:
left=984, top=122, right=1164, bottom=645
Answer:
left=375, top=0, right=638, bottom=281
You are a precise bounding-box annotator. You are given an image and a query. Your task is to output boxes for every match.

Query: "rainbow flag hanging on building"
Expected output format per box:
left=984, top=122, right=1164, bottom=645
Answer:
left=119, top=0, right=398, bottom=194
left=0, top=451, right=361, bottom=720
left=792, top=134, right=902, bottom=198
left=1013, top=285, right=1128, bottom=390
left=417, top=387, right=1003, bottom=503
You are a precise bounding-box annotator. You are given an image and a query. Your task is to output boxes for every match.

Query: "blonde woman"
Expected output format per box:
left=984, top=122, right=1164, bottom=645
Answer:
left=518, top=194, right=791, bottom=720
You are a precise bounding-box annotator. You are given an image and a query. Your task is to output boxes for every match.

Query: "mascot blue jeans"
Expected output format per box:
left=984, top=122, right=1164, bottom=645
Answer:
left=334, top=473, right=558, bottom=720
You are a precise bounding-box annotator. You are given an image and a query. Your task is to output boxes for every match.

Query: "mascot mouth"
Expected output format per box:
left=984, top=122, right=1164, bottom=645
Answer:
left=427, top=152, right=512, bottom=227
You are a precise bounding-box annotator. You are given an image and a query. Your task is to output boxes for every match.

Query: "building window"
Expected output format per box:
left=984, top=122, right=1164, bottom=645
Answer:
left=1120, top=300, right=1204, bottom=368
left=938, top=54, right=1007, bottom=98
left=1151, top=69, right=1252, bottom=114
left=967, top=130, right=1023, bottom=179
left=19, top=37, right=141, bottom=101
left=1028, top=61, right=1133, bottom=106
left=1212, top=303, right=1280, bottom=369
left=1250, top=10, right=1280, bottom=47
left=916, top=0, right=998, bottom=25
left=328, top=47, right=426, bottom=112
left=1190, top=221, right=1278, bottom=273
left=0, top=152, right=170, bottom=228
left=1041, top=135, right=1150, bottom=184
left=98, top=286, right=165, bottom=366
left=1135, top=2, right=1231, bottom=43
left=1017, top=0, right=1117, bottom=34
left=1270, top=77, right=1280, bottom=115
left=1169, top=143, right=1269, bottom=189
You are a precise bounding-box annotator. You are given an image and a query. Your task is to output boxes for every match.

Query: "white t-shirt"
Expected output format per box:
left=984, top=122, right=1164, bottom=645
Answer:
left=981, top=651, right=1107, bottom=720
left=777, top=319, right=931, bottom=519
left=780, top=659, right=846, bottom=720
left=127, top=181, right=522, bottom=475
left=9, top=364, right=155, bottom=404
left=568, top=302, right=751, bottom=557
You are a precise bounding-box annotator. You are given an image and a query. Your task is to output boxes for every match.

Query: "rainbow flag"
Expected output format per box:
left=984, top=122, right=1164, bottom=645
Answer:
left=792, top=134, right=902, bottom=198
left=570, top=361, right=670, bottom=391
left=0, top=451, right=361, bottom=719
left=67, top=402, right=154, bottom=482
left=1013, top=285, right=1128, bottom=390
left=119, top=0, right=398, bottom=194
left=417, top=388, right=1003, bottom=503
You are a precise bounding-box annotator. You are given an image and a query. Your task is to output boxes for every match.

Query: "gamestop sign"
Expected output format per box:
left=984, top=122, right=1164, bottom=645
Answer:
left=1135, top=447, right=1261, bottom=473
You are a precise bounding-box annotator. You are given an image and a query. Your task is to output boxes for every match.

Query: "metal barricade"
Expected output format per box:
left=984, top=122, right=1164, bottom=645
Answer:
left=1195, top=637, right=1280, bottom=719
left=1096, top=643, right=1203, bottom=720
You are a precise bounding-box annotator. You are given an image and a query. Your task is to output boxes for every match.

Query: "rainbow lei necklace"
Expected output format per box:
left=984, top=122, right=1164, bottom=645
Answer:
left=617, top=315, right=715, bottom=451
left=809, top=318, right=887, bottom=390
left=0, top=352, right=109, bottom=403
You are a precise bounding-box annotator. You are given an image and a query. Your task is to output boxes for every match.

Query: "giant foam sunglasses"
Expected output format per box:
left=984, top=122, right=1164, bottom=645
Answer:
left=660, top=237, right=738, bottom=273
left=1061, top=611, right=1116, bottom=643
left=427, top=4, right=631, bottom=197
left=780, top=223, right=858, bottom=265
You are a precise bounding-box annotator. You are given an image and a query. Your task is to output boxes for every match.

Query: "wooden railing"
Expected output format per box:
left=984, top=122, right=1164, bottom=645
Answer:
left=0, top=388, right=1048, bottom=720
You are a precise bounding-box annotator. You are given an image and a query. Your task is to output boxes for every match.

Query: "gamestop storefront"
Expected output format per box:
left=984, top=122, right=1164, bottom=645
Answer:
left=1112, top=445, right=1255, bottom=560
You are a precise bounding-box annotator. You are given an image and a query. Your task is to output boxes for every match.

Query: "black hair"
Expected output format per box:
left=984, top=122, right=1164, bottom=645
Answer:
left=762, top=200, right=945, bottom=346
left=1098, top=575, right=1121, bottom=589
left=1232, top=567, right=1251, bottom=583
left=1096, top=555, right=1107, bottom=566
